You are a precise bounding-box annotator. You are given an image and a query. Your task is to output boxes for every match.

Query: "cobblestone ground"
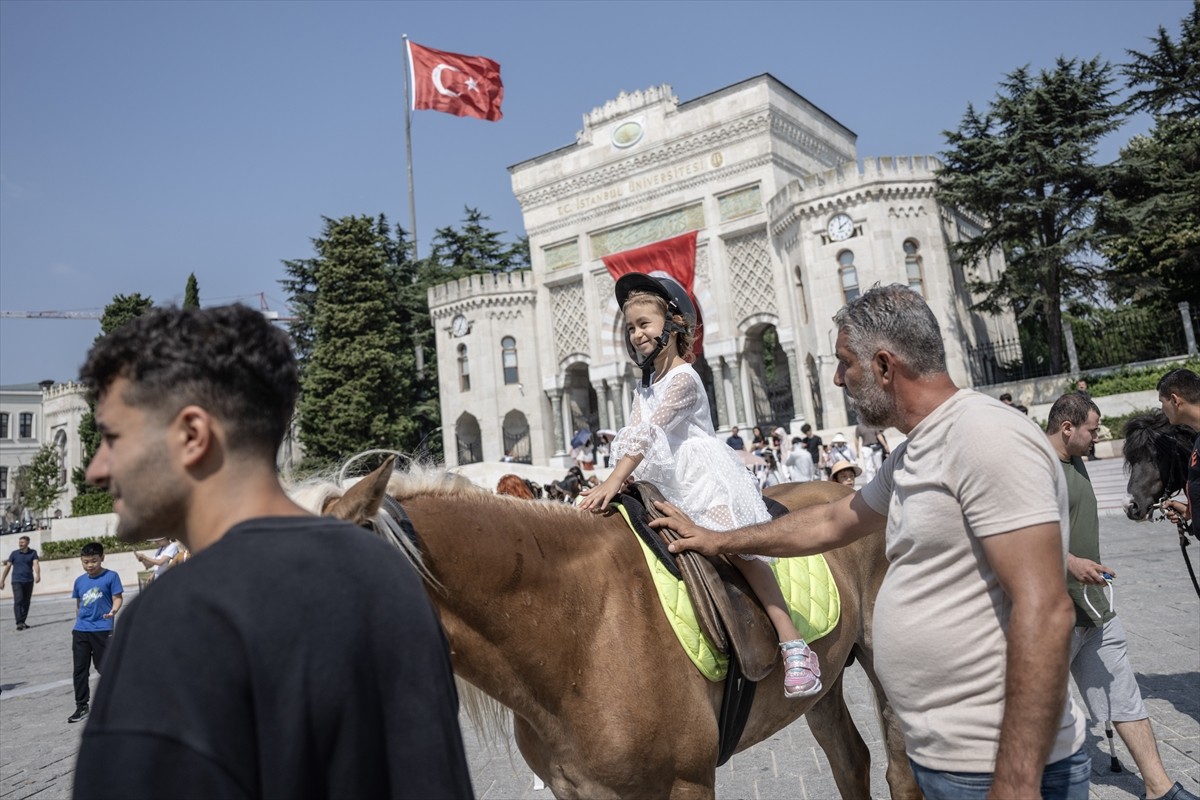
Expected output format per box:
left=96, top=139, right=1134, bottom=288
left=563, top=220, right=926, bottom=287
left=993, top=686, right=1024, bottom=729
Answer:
left=2, top=461, right=1197, bottom=799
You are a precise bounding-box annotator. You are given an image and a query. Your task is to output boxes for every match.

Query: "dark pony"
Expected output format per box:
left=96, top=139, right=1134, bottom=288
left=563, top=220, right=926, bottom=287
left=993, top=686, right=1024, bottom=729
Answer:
left=1122, top=411, right=1195, bottom=521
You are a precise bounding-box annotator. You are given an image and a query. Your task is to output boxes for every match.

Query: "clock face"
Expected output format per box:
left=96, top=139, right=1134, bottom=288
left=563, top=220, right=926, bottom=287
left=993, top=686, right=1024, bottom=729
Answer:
left=827, top=214, right=854, bottom=242
left=452, top=315, right=468, bottom=337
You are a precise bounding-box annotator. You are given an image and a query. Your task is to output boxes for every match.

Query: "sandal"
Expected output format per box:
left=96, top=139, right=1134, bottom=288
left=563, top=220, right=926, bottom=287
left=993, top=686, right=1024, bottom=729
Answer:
left=780, top=639, right=822, bottom=699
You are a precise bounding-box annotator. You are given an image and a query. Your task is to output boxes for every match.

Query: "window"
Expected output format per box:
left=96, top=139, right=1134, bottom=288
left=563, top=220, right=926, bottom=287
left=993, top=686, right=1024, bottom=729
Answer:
left=18, top=412, right=33, bottom=439
left=838, top=250, right=860, bottom=303
left=501, top=336, right=519, bottom=385
left=457, top=344, right=470, bottom=392
left=904, top=239, right=925, bottom=295
left=0, top=412, right=7, bottom=438
left=0, top=466, right=7, bottom=499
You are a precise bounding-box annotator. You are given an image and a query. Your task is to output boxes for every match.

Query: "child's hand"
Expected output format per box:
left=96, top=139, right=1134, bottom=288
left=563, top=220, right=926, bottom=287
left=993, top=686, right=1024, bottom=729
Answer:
left=578, top=478, right=620, bottom=513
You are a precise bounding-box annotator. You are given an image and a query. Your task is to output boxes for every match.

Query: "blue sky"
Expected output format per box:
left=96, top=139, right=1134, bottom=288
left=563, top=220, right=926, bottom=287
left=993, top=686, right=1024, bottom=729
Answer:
left=0, top=0, right=1188, bottom=384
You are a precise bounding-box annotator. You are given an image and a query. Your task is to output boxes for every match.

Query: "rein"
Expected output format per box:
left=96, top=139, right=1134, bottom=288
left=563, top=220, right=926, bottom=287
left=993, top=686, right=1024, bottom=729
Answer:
left=1148, top=495, right=1200, bottom=599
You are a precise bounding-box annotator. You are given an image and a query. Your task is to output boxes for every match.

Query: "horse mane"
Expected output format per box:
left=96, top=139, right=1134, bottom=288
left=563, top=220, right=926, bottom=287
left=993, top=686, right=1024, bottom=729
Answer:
left=287, top=453, right=578, bottom=750
left=1121, top=411, right=1171, bottom=470
left=1122, top=411, right=1196, bottom=493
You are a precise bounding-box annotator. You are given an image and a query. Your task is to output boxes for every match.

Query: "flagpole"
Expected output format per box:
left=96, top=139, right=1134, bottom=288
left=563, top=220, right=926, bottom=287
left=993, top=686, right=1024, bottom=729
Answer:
left=402, top=34, right=419, bottom=262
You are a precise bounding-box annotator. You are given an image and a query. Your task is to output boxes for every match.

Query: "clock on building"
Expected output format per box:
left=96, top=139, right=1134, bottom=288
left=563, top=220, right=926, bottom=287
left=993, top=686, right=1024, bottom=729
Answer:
left=827, top=213, right=855, bottom=242
left=451, top=314, right=469, bottom=337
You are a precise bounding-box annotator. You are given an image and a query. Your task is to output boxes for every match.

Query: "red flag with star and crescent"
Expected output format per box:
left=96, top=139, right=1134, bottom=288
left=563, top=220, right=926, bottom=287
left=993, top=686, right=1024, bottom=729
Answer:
left=407, top=41, right=503, bottom=122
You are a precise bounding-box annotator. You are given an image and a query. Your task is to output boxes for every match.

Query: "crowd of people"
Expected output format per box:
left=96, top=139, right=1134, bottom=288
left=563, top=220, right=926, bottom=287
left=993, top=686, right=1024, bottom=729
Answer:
left=2, top=284, right=1196, bottom=800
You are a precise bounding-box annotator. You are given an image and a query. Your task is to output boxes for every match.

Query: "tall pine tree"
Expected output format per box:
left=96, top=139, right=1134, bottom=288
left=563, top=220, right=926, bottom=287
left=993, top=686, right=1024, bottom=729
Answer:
left=937, top=57, right=1124, bottom=373
left=183, top=273, right=201, bottom=308
left=1101, top=4, right=1200, bottom=309
left=293, top=216, right=432, bottom=468
left=71, top=293, right=154, bottom=516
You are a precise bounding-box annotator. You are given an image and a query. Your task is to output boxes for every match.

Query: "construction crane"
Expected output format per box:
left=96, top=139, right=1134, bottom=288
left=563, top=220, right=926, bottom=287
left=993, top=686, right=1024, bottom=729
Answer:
left=0, top=310, right=102, bottom=319
left=2, top=294, right=296, bottom=323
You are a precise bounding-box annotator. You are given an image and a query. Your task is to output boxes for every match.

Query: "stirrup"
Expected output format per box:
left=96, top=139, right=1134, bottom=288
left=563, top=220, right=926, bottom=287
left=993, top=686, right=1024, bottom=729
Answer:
left=780, top=639, right=822, bottom=699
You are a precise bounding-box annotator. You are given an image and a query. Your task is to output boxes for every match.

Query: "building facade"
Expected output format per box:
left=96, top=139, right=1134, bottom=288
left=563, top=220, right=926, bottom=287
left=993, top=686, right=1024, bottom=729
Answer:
left=429, top=74, right=1014, bottom=468
left=0, top=381, right=88, bottom=524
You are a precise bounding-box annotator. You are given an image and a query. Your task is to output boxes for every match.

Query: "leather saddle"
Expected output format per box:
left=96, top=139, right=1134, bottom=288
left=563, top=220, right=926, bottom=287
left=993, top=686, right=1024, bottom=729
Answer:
left=617, top=482, right=780, bottom=682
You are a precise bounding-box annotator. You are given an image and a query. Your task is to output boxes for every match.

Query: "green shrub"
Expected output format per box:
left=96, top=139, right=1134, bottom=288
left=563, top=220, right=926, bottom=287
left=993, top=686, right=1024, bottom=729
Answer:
left=1077, top=357, right=1200, bottom=398
left=40, top=536, right=157, bottom=561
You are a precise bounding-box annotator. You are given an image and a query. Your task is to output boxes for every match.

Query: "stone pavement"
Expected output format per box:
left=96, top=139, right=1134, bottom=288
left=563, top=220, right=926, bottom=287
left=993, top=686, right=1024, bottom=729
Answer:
left=2, top=500, right=1197, bottom=799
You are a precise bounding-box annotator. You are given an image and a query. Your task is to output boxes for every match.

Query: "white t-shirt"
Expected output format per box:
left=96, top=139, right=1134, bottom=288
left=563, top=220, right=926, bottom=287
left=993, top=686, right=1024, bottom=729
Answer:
left=152, top=541, right=181, bottom=579
left=860, top=389, right=1085, bottom=772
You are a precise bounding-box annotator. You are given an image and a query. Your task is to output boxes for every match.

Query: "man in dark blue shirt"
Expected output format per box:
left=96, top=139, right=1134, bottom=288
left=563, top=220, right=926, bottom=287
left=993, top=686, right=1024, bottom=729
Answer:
left=1, top=535, right=40, bottom=630
left=726, top=425, right=745, bottom=451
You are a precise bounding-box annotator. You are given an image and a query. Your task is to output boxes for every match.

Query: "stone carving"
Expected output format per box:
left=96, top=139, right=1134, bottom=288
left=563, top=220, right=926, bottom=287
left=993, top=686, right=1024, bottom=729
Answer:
left=694, top=244, right=710, bottom=285
left=726, top=230, right=777, bottom=322
left=718, top=185, right=762, bottom=222
left=550, top=281, right=589, bottom=362
left=581, top=85, right=678, bottom=131
left=589, top=204, right=706, bottom=259
left=543, top=239, right=580, bottom=270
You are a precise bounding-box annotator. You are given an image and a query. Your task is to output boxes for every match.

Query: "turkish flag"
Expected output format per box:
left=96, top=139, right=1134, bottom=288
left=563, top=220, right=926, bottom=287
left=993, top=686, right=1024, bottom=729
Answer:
left=602, top=231, right=704, bottom=354
left=407, top=41, right=503, bottom=122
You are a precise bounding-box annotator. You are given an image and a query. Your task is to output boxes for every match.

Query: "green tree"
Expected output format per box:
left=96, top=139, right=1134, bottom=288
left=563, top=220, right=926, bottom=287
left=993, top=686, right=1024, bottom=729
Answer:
left=23, top=444, right=64, bottom=517
left=937, top=57, right=1124, bottom=374
left=426, top=206, right=528, bottom=280
left=294, top=215, right=431, bottom=468
left=183, top=273, right=201, bottom=308
left=1101, top=5, right=1200, bottom=309
left=71, top=293, right=155, bottom=516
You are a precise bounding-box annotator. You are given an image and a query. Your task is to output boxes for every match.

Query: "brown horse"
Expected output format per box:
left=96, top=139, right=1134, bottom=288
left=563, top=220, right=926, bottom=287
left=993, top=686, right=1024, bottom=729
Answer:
left=291, top=461, right=916, bottom=799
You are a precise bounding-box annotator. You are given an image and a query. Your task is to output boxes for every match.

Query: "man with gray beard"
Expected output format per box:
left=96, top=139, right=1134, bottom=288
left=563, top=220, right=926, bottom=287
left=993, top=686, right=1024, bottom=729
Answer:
left=653, top=284, right=1087, bottom=799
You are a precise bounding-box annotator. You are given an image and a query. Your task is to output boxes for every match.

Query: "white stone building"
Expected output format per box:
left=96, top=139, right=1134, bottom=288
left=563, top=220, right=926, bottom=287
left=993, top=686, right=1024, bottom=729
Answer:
left=429, top=74, right=1015, bottom=468
left=0, top=381, right=88, bottom=523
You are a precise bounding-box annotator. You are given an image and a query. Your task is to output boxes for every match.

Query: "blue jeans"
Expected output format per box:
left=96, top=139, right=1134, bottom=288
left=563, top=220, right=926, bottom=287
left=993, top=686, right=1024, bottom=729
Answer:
left=910, top=748, right=1090, bottom=800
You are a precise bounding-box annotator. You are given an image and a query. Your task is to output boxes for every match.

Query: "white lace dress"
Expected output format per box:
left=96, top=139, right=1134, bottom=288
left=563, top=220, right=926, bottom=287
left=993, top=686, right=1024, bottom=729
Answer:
left=611, top=364, right=773, bottom=561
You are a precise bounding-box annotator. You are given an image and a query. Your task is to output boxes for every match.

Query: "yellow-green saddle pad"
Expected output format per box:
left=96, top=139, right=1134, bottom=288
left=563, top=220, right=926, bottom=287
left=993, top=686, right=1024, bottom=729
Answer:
left=615, top=505, right=841, bottom=682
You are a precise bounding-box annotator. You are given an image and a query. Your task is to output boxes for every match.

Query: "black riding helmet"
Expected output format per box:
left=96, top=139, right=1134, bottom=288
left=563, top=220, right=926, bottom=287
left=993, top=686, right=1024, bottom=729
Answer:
left=614, top=272, right=697, bottom=386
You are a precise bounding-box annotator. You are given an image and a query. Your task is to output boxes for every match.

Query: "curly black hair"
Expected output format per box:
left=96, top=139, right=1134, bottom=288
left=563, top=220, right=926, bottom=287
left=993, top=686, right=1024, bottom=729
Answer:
left=79, top=304, right=298, bottom=458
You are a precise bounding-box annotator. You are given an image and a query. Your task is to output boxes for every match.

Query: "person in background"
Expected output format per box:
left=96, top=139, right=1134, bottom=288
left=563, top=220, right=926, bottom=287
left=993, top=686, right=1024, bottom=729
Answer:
left=799, top=423, right=822, bottom=470
left=855, top=423, right=889, bottom=481
left=1, top=535, right=40, bottom=630
left=828, top=459, right=861, bottom=489
left=135, top=538, right=180, bottom=584
left=785, top=437, right=816, bottom=482
left=759, top=449, right=789, bottom=489
left=1046, top=392, right=1197, bottom=800
left=726, top=425, right=745, bottom=451
left=69, top=542, right=123, bottom=724
left=828, top=432, right=856, bottom=466
left=999, top=392, right=1014, bottom=406
left=750, top=426, right=767, bottom=454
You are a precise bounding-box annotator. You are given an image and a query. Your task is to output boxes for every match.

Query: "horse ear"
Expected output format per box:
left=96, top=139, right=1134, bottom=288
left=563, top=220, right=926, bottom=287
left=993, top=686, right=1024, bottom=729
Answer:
left=329, top=455, right=397, bottom=525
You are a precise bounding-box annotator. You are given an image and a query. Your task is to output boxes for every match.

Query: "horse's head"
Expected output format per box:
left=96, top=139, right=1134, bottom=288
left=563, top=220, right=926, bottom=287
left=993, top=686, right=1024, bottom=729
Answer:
left=1122, top=411, right=1192, bottom=521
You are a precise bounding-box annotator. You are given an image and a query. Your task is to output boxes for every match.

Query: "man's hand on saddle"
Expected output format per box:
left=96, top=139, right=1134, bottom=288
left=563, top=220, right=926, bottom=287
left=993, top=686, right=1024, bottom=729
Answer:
left=648, top=500, right=724, bottom=557
left=1163, top=499, right=1190, bottom=526
left=1067, top=553, right=1115, bottom=585
left=578, top=476, right=623, bottom=513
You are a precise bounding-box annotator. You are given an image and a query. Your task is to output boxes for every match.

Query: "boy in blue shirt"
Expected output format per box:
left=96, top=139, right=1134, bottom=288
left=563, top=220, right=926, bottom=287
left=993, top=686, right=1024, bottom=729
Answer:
left=69, top=542, right=122, bottom=723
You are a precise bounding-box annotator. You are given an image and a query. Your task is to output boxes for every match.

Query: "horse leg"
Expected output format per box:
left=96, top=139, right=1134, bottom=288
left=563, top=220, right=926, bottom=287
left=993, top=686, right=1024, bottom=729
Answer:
left=805, top=667, right=872, bottom=799
left=853, top=646, right=922, bottom=800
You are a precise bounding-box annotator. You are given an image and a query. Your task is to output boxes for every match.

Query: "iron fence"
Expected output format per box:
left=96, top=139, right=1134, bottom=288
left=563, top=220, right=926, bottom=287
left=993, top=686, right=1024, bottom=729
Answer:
left=968, top=303, right=1197, bottom=386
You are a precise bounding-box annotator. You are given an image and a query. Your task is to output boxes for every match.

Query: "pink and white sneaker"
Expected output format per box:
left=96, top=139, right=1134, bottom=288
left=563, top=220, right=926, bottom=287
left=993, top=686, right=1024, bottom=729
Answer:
left=780, top=639, right=822, bottom=699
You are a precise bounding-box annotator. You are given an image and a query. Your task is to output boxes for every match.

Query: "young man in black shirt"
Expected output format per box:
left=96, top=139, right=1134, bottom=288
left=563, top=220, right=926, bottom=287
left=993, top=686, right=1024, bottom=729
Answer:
left=73, top=305, right=472, bottom=800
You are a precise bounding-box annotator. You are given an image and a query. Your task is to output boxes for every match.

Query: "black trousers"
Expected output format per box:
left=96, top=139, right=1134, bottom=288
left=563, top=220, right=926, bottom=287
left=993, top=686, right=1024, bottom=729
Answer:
left=11, top=581, right=32, bottom=625
left=72, top=630, right=111, bottom=707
